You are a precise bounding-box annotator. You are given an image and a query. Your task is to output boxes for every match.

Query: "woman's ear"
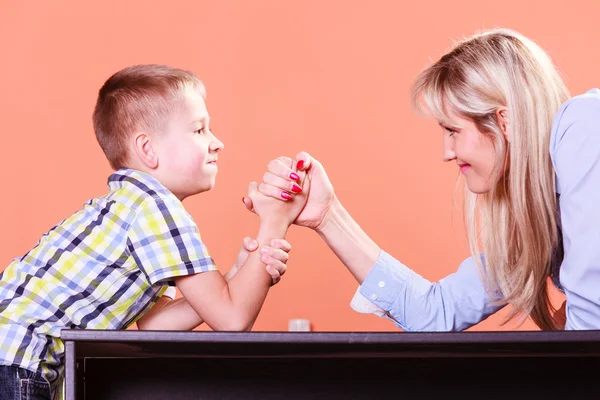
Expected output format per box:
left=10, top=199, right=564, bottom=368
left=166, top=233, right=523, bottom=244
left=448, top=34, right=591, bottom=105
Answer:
left=496, top=107, right=510, bottom=143
left=132, top=132, right=159, bottom=169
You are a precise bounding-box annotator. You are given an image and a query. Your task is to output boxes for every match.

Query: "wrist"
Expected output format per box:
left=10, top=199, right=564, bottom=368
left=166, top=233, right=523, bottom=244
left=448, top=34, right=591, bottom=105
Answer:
left=259, top=215, right=291, bottom=228
left=315, top=195, right=342, bottom=235
left=257, top=217, right=289, bottom=242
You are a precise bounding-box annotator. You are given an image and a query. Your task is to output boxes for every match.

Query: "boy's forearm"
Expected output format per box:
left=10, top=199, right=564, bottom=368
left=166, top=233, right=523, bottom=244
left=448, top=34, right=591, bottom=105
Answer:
left=137, top=262, right=252, bottom=331
left=137, top=297, right=204, bottom=331
left=224, top=218, right=289, bottom=329
left=316, top=198, right=381, bottom=284
left=175, top=218, right=289, bottom=331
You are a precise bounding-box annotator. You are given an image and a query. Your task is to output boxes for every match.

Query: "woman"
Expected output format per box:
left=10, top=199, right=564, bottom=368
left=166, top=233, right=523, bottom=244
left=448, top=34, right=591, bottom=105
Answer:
left=244, top=28, right=600, bottom=331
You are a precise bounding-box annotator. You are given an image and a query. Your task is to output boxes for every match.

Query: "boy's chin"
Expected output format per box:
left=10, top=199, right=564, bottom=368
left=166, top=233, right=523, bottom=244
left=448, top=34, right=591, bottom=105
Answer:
left=194, top=180, right=216, bottom=194
left=176, top=181, right=216, bottom=200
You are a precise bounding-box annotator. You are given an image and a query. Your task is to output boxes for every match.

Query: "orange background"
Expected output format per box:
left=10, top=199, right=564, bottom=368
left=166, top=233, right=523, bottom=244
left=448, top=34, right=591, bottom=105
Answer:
left=1, top=1, right=597, bottom=332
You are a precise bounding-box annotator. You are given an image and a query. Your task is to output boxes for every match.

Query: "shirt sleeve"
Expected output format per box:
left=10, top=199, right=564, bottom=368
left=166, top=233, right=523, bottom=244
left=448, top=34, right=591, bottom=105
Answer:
left=127, top=194, right=218, bottom=285
left=161, top=286, right=177, bottom=299
left=550, top=90, right=600, bottom=330
left=354, top=250, right=505, bottom=331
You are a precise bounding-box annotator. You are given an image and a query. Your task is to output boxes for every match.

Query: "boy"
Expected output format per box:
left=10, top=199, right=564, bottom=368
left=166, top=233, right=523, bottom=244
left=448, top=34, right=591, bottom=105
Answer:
left=0, top=64, right=307, bottom=399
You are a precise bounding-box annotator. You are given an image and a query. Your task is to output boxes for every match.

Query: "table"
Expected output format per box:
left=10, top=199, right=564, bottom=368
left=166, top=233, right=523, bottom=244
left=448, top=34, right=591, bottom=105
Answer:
left=61, top=330, right=600, bottom=399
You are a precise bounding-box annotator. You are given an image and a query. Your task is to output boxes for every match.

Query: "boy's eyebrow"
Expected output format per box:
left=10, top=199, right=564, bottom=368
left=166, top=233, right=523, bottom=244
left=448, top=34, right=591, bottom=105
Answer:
left=191, top=116, right=210, bottom=126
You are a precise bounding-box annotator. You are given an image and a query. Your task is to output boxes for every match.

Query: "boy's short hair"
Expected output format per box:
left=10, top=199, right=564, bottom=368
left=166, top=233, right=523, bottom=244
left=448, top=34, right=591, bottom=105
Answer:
left=93, top=64, right=205, bottom=170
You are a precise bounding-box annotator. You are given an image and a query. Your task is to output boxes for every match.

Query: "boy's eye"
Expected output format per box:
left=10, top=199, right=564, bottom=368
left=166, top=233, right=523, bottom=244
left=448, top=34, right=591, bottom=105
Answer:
left=195, top=127, right=213, bottom=135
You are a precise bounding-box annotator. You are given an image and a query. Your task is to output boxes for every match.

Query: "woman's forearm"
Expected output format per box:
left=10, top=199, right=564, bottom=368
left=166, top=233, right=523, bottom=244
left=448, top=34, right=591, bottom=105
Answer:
left=316, top=197, right=381, bottom=283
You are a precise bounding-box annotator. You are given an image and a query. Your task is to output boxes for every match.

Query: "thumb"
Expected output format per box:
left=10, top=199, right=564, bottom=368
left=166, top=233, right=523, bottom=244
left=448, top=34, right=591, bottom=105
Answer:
left=248, top=181, right=259, bottom=196
left=295, top=151, right=313, bottom=171
left=243, top=236, right=259, bottom=252
left=242, top=196, right=255, bottom=213
left=234, top=236, right=258, bottom=269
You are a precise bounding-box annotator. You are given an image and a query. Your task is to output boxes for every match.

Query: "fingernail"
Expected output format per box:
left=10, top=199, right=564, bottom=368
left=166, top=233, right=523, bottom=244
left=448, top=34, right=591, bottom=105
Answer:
left=252, top=241, right=258, bottom=247
left=262, top=255, right=271, bottom=263
left=289, top=172, right=300, bottom=181
left=281, top=191, right=292, bottom=200
left=296, top=160, right=305, bottom=170
left=260, top=247, right=269, bottom=254
left=291, top=183, right=302, bottom=193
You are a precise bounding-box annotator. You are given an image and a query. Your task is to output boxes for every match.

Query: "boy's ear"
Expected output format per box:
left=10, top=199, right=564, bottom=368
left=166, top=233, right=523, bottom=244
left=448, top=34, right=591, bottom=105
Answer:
left=132, top=132, right=159, bottom=169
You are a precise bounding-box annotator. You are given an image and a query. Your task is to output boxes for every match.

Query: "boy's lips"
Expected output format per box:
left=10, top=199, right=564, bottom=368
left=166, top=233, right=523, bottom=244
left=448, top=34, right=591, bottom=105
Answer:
left=206, top=160, right=218, bottom=170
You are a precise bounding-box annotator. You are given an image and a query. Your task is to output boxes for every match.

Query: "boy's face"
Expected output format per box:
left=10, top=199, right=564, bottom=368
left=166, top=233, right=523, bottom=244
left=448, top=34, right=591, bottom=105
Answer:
left=154, top=87, right=224, bottom=200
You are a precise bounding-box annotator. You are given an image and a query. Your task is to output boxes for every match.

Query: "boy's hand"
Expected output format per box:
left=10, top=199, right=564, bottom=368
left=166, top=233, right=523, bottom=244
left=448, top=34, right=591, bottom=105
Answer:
left=243, top=153, right=334, bottom=231
left=225, top=236, right=292, bottom=285
left=243, top=157, right=310, bottom=226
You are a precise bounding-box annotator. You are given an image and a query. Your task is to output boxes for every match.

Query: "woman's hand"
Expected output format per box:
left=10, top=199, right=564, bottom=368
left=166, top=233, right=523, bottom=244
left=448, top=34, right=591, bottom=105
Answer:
left=243, top=152, right=336, bottom=231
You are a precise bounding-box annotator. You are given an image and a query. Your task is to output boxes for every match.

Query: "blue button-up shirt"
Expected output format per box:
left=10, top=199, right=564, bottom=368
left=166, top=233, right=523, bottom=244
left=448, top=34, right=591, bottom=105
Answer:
left=353, top=89, right=600, bottom=331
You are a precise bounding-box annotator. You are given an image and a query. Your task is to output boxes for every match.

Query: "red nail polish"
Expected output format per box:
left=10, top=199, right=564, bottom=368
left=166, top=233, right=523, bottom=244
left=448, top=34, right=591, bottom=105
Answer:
left=296, top=160, right=305, bottom=170
left=280, top=191, right=293, bottom=200
left=291, top=183, right=302, bottom=193
left=289, top=172, right=300, bottom=181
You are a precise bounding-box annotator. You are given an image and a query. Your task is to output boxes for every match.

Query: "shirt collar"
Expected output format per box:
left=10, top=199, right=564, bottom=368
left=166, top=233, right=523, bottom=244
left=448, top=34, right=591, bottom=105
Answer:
left=107, top=168, right=173, bottom=198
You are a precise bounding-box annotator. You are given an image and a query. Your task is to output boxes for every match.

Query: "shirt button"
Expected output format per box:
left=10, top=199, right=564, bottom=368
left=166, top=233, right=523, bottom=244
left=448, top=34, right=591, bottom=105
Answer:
left=370, top=293, right=378, bottom=301
left=378, top=281, right=386, bottom=288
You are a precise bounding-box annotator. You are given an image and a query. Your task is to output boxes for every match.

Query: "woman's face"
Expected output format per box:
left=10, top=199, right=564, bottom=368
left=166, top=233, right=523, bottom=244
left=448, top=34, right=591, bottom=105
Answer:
left=439, top=112, right=500, bottom=194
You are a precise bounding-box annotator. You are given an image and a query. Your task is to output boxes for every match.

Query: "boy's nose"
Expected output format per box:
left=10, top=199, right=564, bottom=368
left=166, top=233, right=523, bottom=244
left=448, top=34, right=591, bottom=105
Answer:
left=210, top=138, right=224, bottom=152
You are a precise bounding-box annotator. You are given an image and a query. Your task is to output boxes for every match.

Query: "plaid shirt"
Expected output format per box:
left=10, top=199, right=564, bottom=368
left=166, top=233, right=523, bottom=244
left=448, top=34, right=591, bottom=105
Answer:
left=0, top=169, right=216, bottom=385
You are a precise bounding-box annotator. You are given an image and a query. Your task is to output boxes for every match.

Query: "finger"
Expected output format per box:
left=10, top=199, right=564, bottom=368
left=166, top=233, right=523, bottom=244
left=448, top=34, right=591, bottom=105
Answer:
left=264, top=258, right=288, bottom=277
left=263, top=171, right=303, bottom=194
left=266, top=265, right=281, bottom=284
left=268, top=159, right=301, bottom=182
left=261, top=246, right=289, bottom=263
left=295, top=151, right=313, bottom=171
left=270, top=238, right=292, bottom=253
left=258, top=182, right=294, bottom=201
left=276, top=156, right=294, bottom=169
left=247, top=181, right=259, bottom=196
left=243, top=236, right=258, bottom=252
left=234, top=237, right=255, bottom=269
left=248, top=181, right=258, bottom=196
left=241, top=196, right=255, bottom=213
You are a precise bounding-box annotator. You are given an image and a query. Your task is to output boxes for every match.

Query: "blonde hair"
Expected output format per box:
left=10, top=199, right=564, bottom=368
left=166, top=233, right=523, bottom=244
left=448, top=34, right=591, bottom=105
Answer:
left=93, top=64, right=205, bottom=170
left=411, top=29, right=570, bottom=330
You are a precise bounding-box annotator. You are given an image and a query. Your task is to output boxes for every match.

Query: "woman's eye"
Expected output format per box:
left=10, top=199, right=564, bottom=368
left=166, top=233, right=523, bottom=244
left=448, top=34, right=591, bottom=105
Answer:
left=445, top=127, right=457, bottom=136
